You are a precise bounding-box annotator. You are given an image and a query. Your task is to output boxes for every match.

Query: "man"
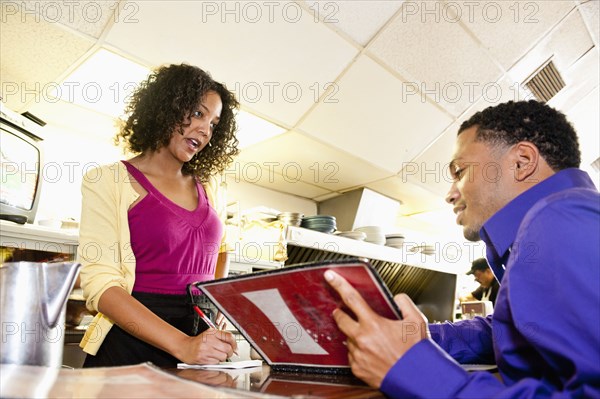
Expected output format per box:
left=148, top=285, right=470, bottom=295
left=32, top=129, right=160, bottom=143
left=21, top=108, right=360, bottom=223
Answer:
left=325, top=100, right=600, bottom=398
left=460, top=258, right=499, bottom=306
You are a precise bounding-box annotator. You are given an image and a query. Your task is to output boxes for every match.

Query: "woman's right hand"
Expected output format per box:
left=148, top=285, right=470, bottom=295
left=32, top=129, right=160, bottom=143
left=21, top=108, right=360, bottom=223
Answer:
left=178, top=329, right=238, bottom=365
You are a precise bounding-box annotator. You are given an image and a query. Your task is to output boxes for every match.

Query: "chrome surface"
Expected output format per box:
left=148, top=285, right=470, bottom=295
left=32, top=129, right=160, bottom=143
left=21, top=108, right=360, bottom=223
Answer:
left=0, top=262, right=80, bottom=367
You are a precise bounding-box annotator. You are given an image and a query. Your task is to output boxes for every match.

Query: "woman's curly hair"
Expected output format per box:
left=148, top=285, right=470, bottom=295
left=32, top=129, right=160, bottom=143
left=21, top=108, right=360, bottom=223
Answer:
left=116, top=64, right=239, bottom=182
left=459, top=100, right=581, bottom=170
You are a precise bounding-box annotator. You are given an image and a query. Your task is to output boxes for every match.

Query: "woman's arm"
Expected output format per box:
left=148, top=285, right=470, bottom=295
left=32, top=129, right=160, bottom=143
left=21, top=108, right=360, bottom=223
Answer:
left=214, top=251, right=229, bottom=280
left=97, top=286, right=236, bottom=364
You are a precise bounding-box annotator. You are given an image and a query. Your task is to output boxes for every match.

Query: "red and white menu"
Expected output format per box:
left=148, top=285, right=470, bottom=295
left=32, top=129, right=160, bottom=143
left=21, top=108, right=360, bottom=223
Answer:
left=196, top=260, right=401, bottom=370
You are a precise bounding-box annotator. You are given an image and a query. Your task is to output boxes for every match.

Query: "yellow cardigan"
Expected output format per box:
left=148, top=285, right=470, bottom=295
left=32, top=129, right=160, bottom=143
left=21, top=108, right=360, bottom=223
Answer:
left=78, top=161, right=228, bottom=355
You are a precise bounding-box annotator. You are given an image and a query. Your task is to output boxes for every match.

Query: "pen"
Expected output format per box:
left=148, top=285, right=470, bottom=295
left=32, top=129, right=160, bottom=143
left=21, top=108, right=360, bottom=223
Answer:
left=193, top=305, right=217, bottom=329
left=193, top=305, right=238, bottom=357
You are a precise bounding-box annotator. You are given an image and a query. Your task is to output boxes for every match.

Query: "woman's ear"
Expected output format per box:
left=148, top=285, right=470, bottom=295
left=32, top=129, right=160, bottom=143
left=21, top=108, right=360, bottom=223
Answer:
left=512, top=141, right=540, bottom=182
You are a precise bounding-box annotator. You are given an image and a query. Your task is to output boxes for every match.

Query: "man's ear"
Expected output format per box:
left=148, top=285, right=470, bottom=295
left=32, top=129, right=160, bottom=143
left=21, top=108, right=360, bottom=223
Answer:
left=512, top=141, right=540, bottom=182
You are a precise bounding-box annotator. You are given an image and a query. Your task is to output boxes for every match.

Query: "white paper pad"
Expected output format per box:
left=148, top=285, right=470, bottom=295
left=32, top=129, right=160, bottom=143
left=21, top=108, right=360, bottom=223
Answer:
left=177, top=359, right=263, bottom=370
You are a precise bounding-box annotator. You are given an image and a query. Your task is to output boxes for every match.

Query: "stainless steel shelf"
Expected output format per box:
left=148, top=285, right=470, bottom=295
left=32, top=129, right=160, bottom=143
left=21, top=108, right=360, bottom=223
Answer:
left=285, top=226, right=451, bottom=274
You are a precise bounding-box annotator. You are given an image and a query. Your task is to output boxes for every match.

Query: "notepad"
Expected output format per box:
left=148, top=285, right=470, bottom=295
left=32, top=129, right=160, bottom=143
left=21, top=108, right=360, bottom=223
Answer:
left=177, top=359, right=263, bottom=370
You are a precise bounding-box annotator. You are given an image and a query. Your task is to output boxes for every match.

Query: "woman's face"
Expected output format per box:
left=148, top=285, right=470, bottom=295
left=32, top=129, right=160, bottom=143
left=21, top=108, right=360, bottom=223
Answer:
left=167, top=90, right=223, bottom=163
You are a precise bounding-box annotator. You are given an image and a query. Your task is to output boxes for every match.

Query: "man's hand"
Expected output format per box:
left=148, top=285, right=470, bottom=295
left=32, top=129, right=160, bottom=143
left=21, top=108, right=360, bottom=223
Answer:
left=324, top=270, right=430, bottom=388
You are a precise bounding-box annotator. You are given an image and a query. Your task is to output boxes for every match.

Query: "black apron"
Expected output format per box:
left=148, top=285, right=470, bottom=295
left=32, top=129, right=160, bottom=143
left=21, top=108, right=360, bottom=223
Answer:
left=82, top=292, right=215, bottom=368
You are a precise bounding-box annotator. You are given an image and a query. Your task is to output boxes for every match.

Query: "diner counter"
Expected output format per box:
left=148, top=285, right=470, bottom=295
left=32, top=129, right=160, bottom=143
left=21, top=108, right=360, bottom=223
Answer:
left=0, top=362, right=384, bottom=398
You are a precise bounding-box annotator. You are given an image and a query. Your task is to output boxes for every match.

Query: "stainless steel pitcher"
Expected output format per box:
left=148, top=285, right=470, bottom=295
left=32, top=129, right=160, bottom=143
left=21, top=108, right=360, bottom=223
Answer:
left=0, top=261, right=80, bottom=367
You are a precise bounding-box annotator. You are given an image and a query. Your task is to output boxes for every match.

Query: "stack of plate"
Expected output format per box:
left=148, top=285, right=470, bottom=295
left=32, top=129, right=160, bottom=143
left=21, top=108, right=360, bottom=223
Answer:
left=354, top=226, right=385, bottom=245
left=277, top=212, right=303, bottom=227
left=334, top=231, right=367, bottom=241
left=301, top=215, right=337, bottom=234
left=385, top=234, right=405, bottom=248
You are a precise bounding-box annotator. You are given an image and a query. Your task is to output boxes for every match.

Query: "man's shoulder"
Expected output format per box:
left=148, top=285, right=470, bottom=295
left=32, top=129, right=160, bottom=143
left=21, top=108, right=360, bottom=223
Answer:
left=527, top=186, right=599, bottom=223
left=516, top=185, right=599, bottom=253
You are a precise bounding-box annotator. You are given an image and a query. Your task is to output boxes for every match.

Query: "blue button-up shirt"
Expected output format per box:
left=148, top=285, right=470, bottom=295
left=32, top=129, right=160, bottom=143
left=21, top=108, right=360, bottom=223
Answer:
left=381, top=168, right=600, bottom=398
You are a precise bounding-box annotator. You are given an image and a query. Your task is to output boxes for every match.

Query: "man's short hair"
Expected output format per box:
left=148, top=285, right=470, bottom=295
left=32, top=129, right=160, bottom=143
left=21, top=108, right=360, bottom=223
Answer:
left=466, top=258, right=490, bottom=275
left=459, top=100, right=581, bottom=171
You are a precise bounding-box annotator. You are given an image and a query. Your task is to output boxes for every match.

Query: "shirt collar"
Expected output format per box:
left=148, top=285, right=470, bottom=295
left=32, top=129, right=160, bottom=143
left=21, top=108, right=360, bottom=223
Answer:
left=481, top=168, right=596, bottom=269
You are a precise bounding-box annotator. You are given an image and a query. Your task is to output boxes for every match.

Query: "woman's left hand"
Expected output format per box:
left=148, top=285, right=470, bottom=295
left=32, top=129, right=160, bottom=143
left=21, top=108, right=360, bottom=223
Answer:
left=215, top=311, right=227, bottom=330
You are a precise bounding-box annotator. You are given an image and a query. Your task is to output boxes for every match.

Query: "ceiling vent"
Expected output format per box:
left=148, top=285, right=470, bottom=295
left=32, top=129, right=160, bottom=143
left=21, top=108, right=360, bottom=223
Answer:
left=524, top=59, right=565, bottom=103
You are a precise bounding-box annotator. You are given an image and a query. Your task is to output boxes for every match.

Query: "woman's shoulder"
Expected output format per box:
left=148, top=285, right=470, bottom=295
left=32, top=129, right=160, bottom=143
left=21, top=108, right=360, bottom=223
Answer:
left=201, top=175, right=228, bottom=212
left=82, top=161, right=130, bottom=186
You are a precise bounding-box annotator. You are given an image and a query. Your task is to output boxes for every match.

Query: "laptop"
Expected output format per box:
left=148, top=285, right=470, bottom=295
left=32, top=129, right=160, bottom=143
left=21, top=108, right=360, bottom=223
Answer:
left=194, top=258, right=402, bottom=374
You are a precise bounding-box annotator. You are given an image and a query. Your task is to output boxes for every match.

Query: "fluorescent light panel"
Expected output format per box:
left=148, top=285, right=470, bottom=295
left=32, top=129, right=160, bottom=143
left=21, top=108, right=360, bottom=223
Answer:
left=54, top=49, right=151, bottom=118
left=55, top=49, right=285, bottom=147
left=235, top=110, right=286, bottom=149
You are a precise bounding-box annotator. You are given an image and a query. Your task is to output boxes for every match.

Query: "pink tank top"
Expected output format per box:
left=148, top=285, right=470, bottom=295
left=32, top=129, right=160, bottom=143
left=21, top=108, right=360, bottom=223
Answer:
left=122, top=161, right=223, bottom=294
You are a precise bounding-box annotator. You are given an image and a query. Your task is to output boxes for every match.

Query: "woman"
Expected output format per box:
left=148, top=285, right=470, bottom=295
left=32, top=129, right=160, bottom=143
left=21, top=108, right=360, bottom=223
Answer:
left=78, top=64, right=239, bottom=367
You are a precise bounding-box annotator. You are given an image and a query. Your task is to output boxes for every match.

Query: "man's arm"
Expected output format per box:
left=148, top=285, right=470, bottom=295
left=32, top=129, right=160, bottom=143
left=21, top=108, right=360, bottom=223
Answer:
left=429, top=316, right=495, bottom=364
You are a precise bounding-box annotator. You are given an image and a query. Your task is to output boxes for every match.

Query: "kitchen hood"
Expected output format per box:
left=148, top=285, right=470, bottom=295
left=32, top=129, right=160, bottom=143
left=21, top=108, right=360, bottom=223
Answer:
left=318, top=187, right=401, bottom=232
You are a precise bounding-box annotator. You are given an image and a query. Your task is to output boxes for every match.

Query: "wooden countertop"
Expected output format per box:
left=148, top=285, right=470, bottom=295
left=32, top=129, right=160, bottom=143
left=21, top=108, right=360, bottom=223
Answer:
left=169, top=364, right=384, bottom=398
left=0, top=363, right=384, bottom=398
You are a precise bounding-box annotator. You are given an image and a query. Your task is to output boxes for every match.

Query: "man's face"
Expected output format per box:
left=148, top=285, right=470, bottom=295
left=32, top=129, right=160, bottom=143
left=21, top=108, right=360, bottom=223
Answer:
left=446, top=127, right=514, bottom=241
left=473, top=269, right=494, bottom=288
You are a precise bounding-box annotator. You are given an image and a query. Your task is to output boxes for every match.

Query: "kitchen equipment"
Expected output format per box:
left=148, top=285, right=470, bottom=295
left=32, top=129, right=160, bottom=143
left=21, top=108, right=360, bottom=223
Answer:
left=385, top=233, right=405, bottom=248
left=277, top=212, right=303, bottom=227
left=354, top=226, right=386, bottom=245
left=0, top=261, right=81, bottom=367
left=60, top=219, right=79, bottom=230
left=334, top=231, right=367, bottom=241
left=301, top=215, right=337, bottom=234
left=461, top=301, right=494, bottom=319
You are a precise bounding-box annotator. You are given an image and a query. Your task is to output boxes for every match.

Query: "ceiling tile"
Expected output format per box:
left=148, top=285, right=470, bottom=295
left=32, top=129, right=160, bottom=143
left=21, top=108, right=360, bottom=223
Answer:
left=302, top=0, right=403, bottom=45
left=104, top=1, right=358, bottom=127
left=400, top=123, right=458, bottom=199
left=237, top=131, right=392, bottom=192
left=0, top=13, right=94, bottom=111
left=579, top=0, right=599, bottom=44
left=299, top=55, right=452, bottom=173
left=460, top=1, right=576, bottom=70
left=365, top=176, right=447, bottom=216
left=313, top=192, right=341, bottom=202
left=223, top=158, right=331, bottom=199
left=368, top=1, right=503, bottom=116
left=507, top=9, right=594, bottom=85
left=27, top=99, right=120, bottom=142
left=548, top=47, right=599, bottom=113
left=567, top=85, right=599, bottom=169
left=19, top=0, right=118, bottom=38
left=226, top=180, right=317, bottom=216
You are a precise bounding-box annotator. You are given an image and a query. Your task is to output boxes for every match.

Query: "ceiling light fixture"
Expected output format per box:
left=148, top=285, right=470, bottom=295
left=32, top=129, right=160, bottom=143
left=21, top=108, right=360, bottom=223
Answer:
left=235, top=110, right=286, bottom=149
left=51, top=49, right=285, bottom=148
left=51, top=49, right=151, bottom=118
